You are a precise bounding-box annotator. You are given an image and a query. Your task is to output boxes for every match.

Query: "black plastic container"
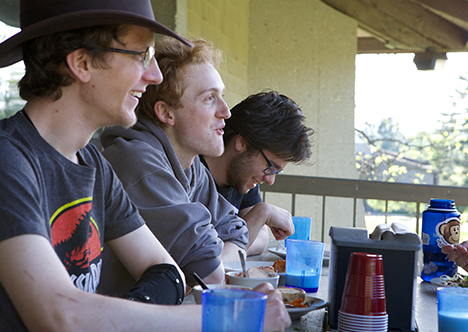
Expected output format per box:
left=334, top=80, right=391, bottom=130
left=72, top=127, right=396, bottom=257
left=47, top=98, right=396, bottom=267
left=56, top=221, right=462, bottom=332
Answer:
left=328, top=225, right=421, bottom=332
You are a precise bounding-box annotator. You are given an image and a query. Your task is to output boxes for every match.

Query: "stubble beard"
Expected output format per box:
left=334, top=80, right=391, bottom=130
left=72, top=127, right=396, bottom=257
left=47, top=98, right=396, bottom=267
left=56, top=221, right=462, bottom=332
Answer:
left=226, top=150, right=257, bottom=195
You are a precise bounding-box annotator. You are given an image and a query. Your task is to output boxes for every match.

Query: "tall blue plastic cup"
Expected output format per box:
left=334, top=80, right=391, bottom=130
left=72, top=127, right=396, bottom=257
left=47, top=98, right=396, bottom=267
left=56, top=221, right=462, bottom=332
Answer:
left=285, top=239, right=324, bottom=293
left=287, top=216, right=312, bottom=243
left=201, top=289, right=267, bottom=332
left=438, top=287, right=468, bottom=332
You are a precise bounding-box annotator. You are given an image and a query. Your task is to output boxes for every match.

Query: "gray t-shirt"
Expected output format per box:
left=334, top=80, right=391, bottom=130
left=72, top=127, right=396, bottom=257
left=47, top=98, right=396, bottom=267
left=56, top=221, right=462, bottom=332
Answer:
left=0, top=111, right=144, bottom=330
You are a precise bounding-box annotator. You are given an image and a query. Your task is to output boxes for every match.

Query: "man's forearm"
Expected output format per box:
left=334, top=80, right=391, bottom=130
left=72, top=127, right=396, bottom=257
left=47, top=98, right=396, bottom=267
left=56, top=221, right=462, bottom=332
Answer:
left=246, top=226, right=269, bottom=256
left=221, top=241, right=246, bottom=262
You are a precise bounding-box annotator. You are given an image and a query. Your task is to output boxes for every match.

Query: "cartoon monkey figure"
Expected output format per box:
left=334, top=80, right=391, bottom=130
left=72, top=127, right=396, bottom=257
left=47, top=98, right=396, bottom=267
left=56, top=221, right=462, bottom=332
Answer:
left=438, top=218, right=460, bottom=245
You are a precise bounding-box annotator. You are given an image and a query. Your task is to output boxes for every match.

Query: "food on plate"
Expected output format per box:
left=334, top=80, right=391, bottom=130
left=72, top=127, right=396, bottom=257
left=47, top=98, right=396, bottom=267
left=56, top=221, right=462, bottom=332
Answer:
left=439, top=272, right=468, bottom=287
left=235, top=266, right=277, bottom=278
left=277, top=286, right=306, bottom=305
left=273, top=259, right=286, bottom=273
left=287, top=298, right=308, bottom=308
left=257, top=266, right=277, bottom=277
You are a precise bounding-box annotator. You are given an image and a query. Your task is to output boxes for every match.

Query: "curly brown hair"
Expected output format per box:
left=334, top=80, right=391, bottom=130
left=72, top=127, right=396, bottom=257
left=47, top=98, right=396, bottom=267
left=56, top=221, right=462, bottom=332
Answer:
left=136, top=37, right=222, bottom=125
left=224, top=91, right=314, bottom=163
left=19, top=25, right=129, bottom=102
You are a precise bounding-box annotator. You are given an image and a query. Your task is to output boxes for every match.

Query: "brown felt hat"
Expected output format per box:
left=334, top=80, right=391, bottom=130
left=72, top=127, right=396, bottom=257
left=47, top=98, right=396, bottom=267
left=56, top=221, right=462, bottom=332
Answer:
left=0, top=0, right=192, bottom=68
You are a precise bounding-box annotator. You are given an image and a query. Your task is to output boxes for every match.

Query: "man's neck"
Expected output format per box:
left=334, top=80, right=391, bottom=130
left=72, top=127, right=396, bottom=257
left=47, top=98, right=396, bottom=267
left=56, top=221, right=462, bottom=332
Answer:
left=202, top=154, right=229, bottom=188
left=23, top=97, right=96, bottom=163
left=163, top=127, right=196, bottom=170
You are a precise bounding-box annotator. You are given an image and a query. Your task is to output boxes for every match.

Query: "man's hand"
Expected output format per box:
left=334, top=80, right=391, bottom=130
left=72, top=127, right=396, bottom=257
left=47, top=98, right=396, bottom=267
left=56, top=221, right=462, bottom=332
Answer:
left=253, top=283, right=291, bottom=332
left=442, top=241, right=468, bottom=272
left=261, top=203, right=294, bottom=240
left=242, top=203, right=294, bottom=254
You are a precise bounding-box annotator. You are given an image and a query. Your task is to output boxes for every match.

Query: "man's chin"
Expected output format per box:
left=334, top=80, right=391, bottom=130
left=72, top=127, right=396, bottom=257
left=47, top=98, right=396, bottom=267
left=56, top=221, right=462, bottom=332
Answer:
left=237, top=185, right=251, bottom=195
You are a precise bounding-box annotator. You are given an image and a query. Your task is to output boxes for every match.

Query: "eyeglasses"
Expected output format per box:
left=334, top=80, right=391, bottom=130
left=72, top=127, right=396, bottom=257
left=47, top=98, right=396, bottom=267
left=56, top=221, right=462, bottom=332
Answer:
left=102, top=46, right=155, bottom=69
left=259, top=150, right=283, bottom=176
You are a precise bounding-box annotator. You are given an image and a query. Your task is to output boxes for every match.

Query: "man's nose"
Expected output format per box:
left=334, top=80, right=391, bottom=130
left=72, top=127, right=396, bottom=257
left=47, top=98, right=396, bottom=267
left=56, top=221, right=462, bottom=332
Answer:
left=144, top=57, right=163, bottom=85
left=263, top=173, right=276, bottom=186
left=217, top=98, right=231, bottom=119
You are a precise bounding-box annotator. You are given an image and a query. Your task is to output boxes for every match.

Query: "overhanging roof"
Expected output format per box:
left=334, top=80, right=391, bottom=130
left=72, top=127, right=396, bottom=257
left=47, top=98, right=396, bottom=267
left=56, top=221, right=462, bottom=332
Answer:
left=2, top=0, right=468, bottom=55
left=320, top=0, right=468, bottom=54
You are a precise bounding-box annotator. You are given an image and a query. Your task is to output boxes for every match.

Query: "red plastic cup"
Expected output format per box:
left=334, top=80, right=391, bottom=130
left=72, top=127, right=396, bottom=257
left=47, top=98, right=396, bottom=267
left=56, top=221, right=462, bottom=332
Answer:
left=339, top=252, right=386, bottom=316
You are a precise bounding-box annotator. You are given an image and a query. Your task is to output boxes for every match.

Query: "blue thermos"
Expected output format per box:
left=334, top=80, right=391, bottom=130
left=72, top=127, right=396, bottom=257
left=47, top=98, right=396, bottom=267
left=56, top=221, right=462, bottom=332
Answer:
left=420, top=198, right=460, bottom=282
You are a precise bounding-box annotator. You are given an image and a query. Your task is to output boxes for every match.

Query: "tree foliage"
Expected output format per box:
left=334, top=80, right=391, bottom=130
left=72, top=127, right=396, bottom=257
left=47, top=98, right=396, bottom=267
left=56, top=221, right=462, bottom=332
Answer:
left=0, top=64, right=25, bottom=120
left=356, top=73, right=468, bottom=214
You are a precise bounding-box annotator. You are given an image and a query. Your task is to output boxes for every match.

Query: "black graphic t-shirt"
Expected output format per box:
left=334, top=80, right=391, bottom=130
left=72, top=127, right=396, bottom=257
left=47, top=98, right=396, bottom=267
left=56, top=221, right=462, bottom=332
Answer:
left=0, top=111, right=144, bottom=330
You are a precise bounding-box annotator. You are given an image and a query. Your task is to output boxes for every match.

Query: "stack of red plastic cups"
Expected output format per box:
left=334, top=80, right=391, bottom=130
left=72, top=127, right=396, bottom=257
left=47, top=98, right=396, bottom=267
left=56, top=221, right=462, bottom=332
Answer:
left=338, top=252, right=388, bottom=332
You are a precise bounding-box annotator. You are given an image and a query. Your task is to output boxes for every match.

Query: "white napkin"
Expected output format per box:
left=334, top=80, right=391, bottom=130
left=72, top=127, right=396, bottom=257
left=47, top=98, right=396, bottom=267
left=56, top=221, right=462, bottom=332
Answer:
left=369, top=222, right=423, bottom=274
left=369, top=222, right=415, bottom=241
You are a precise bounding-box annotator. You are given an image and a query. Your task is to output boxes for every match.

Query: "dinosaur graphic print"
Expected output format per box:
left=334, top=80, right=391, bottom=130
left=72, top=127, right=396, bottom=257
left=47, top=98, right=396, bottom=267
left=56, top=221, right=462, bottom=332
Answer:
left=50, top=197, right=102, bottom=293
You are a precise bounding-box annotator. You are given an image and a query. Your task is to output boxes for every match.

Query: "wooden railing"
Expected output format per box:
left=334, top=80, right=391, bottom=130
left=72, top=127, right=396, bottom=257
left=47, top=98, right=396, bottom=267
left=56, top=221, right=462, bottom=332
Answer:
left=260, top=175, right=468, bottom=241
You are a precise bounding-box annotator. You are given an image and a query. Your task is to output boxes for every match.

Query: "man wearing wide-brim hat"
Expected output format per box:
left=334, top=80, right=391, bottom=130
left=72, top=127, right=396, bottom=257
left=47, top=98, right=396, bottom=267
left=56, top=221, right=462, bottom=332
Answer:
left=0, top=1, right=291, bottom=331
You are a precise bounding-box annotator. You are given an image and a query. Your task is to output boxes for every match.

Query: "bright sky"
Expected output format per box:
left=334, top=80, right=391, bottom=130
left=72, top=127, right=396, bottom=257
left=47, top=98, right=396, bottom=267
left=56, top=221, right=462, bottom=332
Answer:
left=355, top=52, right=468, bottom=136
left=2, top=21, right=468, bottom=137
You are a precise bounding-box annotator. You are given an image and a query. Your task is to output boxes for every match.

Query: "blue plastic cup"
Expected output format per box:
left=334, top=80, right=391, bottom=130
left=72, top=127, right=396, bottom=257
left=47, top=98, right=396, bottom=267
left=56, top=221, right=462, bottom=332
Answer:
left=285, top=239, right=324, bottom=293
left=438, top=287, right=468, bottom=332
left=201, top=289, right=267, bottom=332
left=287, top=216, right=312, bottom=242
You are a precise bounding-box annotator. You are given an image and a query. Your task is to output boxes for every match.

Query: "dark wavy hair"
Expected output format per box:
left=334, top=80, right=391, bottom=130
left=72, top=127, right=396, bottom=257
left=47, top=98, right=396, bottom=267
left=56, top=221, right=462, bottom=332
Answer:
left=19, top=25, right=129, bottom=101
left=136, top=37, right=222, bottom=125
left=224, top=91, right=314, bottom=163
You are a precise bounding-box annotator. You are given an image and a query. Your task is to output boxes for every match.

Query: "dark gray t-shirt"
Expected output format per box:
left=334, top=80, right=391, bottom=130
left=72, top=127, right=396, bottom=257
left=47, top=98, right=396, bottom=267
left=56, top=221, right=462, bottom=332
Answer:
left=0, top=111, right=144, bottom=330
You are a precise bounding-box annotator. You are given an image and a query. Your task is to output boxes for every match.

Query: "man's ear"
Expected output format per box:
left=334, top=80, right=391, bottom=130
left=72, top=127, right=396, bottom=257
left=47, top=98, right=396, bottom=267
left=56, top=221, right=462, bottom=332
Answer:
left=234, top=134, right=248, bottom=152
left=66, top=49, right=91, bottom=83
left=154, top=101, right=175, bottom=126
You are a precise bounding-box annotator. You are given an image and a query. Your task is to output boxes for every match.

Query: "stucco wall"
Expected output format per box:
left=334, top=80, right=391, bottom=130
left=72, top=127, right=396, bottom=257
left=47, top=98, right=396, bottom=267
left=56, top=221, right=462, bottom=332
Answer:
left=186, top=0, right=250, bottom=107
left=248, top=1, right=365, bottom=237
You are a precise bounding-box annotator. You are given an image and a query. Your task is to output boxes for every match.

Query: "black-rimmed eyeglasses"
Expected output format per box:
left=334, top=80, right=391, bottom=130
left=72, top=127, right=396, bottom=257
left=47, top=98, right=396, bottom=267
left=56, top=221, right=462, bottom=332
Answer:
left=102, top=46, right=155, bottom=69
left=259, top=150, right=283, bottom=176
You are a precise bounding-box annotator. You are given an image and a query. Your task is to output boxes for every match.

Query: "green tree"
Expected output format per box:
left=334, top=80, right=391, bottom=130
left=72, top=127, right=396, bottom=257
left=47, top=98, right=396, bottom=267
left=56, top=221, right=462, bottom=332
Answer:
left=355, top=72, right=468, bottom=215
left=0, top=64, right=25, bottom=119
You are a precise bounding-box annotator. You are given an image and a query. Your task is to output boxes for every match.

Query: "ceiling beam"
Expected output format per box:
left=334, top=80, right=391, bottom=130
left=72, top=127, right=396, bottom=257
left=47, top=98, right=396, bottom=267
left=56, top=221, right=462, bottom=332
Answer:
left=412, top=0, right=468, bottom=24
left=358, top=37, right=415, bottom=54
left=371, top=0, right=468, bottom=50
left=321, top=0, right=468, bottom=52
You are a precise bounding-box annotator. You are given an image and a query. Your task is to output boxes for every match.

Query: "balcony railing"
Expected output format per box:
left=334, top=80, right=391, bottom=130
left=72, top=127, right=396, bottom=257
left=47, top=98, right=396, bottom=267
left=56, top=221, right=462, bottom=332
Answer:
left=260, top=175, right=468, bottom=241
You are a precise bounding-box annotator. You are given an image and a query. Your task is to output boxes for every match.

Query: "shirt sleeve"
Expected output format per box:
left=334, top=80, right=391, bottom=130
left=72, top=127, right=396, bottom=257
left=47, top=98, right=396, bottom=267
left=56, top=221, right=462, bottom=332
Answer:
left=193, top=161, right=249, bottom=248
left=0, top=137, right=49, bottom=242
left=103, top=143, right=239, bottom=282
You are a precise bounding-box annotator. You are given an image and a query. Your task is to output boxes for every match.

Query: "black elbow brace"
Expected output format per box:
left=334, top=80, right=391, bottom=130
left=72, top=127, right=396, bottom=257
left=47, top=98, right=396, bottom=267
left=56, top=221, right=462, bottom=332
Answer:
left=121, top=263, right=184, bottom=305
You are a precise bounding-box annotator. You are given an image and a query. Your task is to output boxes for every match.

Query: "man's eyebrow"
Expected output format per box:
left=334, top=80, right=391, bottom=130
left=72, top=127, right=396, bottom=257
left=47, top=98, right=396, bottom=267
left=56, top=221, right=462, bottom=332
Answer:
left=271, top=160, right=283, bottom=170
left=267, top=155, right=282, bottom=170
left=197, top=87, right=224, bottom=98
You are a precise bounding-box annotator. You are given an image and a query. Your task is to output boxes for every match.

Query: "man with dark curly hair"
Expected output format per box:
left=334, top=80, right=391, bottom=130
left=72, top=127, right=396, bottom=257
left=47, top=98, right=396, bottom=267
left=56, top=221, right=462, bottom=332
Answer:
left=201, top=91, right=314, bottom=255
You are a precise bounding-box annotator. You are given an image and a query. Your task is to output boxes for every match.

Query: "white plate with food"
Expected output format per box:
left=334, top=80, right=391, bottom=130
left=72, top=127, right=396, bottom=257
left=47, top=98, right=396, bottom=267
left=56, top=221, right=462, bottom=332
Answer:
left=285, top=296, right=327, bottom=320
left=276, top=286, right=327, bottom=320
left=431, top=277, right=449, bottom=287
left=431, top=273, right=468, bottom=288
